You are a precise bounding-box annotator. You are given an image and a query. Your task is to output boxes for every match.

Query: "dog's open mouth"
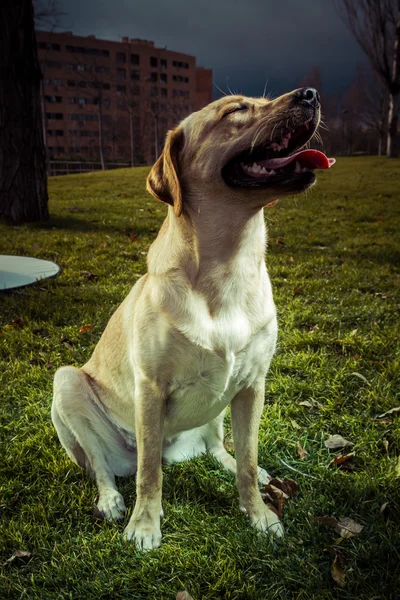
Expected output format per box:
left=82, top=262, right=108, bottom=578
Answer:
left=222, top=117, right=335, bottom=191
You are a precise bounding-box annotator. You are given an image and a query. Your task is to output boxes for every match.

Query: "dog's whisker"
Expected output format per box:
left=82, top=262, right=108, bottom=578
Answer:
left=213, top=81, right=227, bottom=96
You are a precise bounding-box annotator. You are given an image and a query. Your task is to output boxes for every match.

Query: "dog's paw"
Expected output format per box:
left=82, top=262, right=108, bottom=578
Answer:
left=250, top=504, right=284, bottom=538
left=122, top=518, right=162, bottom=550
left=96, top=490, right=126, bottom=521
left=257, top=467, right=272, bottom=486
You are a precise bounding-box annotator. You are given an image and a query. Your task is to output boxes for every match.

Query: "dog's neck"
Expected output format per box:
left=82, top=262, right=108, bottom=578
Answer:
left=147, top=196, right=268, bottom=311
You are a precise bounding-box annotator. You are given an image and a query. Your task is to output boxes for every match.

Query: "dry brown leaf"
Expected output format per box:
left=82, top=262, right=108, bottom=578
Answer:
left=297, top=441, right=308, bottom=460
left=331, top=551, right=346, bottom=587
left=261, top=478, right=298, bottom=519
left=324, top=435, right=354, bottom=450
left=293, top=286, right=303, bottom=295
left=129, top=234, right=137, bottom=242
left=335, top=517, right=363, bottom=539
left=378, top=406, right=400, bottom=418
left=99, top=241, right=107, bottom=248
left=265, top=199, right=279, bottom=208
left=176, top=592, right=195, bottom=600
left=330, top=452, right=355, bottom=467
left=313, top=515, right=339, bottom=527
left=79, top=324, right=94, bottom=334
left=3, top=318, right=25, bottom=331
left=3, top=550, right=33, bottom=566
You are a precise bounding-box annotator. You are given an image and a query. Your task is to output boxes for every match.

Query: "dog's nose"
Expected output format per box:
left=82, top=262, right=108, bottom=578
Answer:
left=294, top=87, right=320, bottom=108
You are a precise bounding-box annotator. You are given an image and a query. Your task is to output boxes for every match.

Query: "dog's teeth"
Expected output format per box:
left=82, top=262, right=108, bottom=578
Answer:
left=294, top=161, right=301, bottom=173
left=269, top=169, right=276, bottom=175
left=282, top=138, right=289, bottom=148
left=304, top=121, right=310, bottom=130
left=301, top=167, right=308, bottom=172
left=260, top=167, right=267, bottom=174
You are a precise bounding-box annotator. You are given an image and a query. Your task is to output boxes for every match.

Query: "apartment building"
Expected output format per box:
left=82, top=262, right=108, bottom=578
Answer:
left=36, top=30, right=213, bottom=164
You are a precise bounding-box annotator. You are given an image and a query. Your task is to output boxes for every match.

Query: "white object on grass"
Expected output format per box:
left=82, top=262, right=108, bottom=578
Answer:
left=0, top=255, right=60, bottom=291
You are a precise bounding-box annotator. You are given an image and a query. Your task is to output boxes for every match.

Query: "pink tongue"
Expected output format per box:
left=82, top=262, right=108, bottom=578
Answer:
left=259, top=149, right=336, bottom=170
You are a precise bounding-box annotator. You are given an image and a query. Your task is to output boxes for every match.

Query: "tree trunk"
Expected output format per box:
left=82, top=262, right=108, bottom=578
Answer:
left=98, top=87, right=106, bottom=170
left=0, top=0, right=49, bottom=223
left=386, top=91, right=399, bottom=157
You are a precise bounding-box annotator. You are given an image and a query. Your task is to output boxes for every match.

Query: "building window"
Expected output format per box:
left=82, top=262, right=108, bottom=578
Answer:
left=173, top=75, right=189, bottom=83
left=40, top=60, right=62, bottom=69
left=131, top=70, right=140, bottom=81
left=173, top=89, right=190, bottom=98
left=160, top=58, right=167, bottom=69
left=131, top=84, right=140, bottom=95
left=43, top=78, right=62, bottom=86
left=161, top=88, right=168, bottom=97
left=47, top=129, right=64, bottom=136
left=149, top=72, right=158, bottom=82
left=104, top=99, right=110, bottom=108
left=68, top=114, right=98, bottom=121
left=49, top=146, right=64, bottom=154
left=172, top=60, right=189, bottom=69
left=66, top=45, right=109, bottom=57
left=38, top=42, right=61, bottom=51
left=131, top=53, right=140, bottom=65
left=46, top=112, right=63, bottom=120
left=45, top=95, right=62, bottom=103
left=95, top=65, right=110, bottom=73
left=150, top=56, right=158, bottom=67
left=150, top=87, right=158, bottom=97
left=117, top=68, right=126, bottom=79
left=117, top=84, right=127, bottom=93
left=160, top=73, right=167, bottom=83
left=116, top=51, right=126, bottom=63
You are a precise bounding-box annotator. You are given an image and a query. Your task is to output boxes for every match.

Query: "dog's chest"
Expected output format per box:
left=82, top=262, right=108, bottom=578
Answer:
left=165, top=315, right=277, bottom=433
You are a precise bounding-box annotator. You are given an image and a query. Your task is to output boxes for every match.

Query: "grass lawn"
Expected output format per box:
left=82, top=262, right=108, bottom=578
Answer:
left=1, top=157, right=399, bottom=600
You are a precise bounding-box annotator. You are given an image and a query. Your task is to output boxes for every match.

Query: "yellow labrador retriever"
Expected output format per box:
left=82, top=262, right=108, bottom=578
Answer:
left=52, top=88, right=335, bottom=550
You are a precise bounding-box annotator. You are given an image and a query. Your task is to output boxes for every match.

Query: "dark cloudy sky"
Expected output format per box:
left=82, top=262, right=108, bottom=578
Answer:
left=57, top=0, right=366, bottom=99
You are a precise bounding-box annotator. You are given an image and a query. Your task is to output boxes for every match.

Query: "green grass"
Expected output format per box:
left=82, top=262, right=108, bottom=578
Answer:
left=1, top=157, right=399, bottom=599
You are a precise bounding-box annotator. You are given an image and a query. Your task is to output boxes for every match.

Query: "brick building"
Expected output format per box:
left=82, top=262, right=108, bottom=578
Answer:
left=36, top=30, right=213, bottom=164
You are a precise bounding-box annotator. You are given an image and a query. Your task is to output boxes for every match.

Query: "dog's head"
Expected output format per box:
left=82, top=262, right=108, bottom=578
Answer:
left=147, top=88, right=335, bottom=215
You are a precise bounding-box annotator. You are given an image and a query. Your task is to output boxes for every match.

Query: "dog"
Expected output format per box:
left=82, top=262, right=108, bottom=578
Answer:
left=52, top=87, right=334, bottom=550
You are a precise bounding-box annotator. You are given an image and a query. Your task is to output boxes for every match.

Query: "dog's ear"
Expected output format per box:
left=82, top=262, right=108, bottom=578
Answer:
left=146, top=127, right=184, bottom=217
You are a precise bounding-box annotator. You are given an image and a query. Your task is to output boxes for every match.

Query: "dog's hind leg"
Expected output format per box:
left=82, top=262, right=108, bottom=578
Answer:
left=52, top=366, right=135, bottom=521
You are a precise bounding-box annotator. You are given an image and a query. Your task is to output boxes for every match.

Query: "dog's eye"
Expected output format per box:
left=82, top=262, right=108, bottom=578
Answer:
left=223, top=104, right=249, bottom=117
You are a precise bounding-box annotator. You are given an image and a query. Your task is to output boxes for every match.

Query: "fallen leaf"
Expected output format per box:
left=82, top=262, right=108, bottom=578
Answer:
left=383, top=440, right=389, bottom=456
left=380, top=502, right=388, bottom=514
left=313, top=515, right=339, bottom=527
left=324, top=435, right=354, bottom=450
left=335, top=517, right=363, bottom=539
left=291, top=419, right=301, bottom=430
left=265, top=199, right=279, bottom=208
left=261, top=478, right=298, bottom=519
left=297, top=441, right=308, bottom=460
left=99, top=241, right=107, bottom=248
left=293, top=286, right=303, bottom=295
left=3, top=550, right=33, bottom=566
left=79, top=324, right=94, bottom=334
left=129, top=234, right=137, bottom=242
left=299, top=400, right=313, bottom=408
left=351, top=372, right=370, bottom=385
left=176, top=592, right=195, bottom=600
left=331, top=550, right=346, bottom=587
left=277, top=238, right=286, bottom=246
left=377, top=406, right=400, bottom=418
left=330, top=452, right=355, bottom=467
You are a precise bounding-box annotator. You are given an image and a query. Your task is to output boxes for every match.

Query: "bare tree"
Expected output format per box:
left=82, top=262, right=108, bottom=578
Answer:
left=0, top=0, right=49, bottom=223
left=335, top=0, right=400, bottom=157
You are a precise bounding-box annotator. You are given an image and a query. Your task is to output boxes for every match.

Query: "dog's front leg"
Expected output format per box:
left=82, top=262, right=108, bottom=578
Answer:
left=123, top=378, right=165, bottom=550
left=231, top=379, right=284, bottom=538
